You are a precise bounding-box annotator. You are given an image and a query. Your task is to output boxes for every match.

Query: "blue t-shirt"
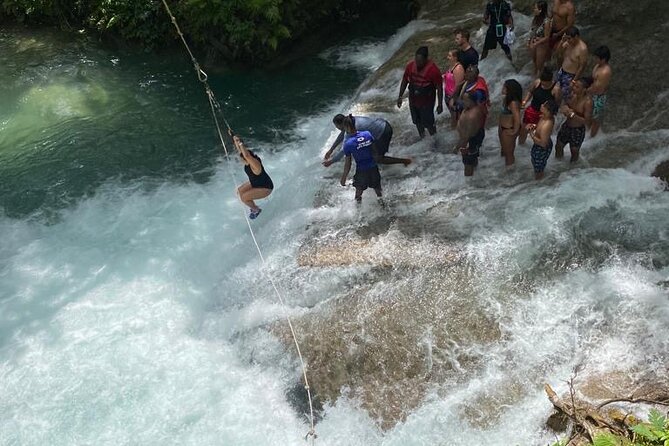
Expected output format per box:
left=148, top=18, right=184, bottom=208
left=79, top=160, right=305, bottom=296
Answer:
left=343, top=131, right=376, bottom=171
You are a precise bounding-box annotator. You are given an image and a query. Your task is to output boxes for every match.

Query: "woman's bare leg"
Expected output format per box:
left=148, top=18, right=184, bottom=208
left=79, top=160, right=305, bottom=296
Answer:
left=501, top=131, right=517, bottom=166
left=240, top=188, right=272, bottom=210
left=536, top=44, right=549, bottom=77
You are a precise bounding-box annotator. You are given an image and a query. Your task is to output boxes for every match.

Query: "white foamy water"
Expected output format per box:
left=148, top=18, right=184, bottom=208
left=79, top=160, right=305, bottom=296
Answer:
left=2, top=11, right=669, bottom=446
left=320, top=20, right=436, bottom=72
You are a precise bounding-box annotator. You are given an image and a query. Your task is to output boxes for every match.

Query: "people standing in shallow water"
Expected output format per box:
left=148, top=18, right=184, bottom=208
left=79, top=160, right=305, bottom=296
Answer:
left=231, top=131, right=274, bottom=220
left=527, top=98, right=558, bottom=180
left=481, top=0, right=514, bottom=62
left=556, top=27, right=588, bottom=101
left=528, top=1, right=551, bottom=77
left=397, top=46, right=443, bottom=138
left=556, top=77, right=593, bottom=163
left=498, top=79, right=522, bottom=166
left=520, top=66, right=561, bottom=145
left=454, top=29, right=479, bottom=70
left=443, top=49, right=465, bottom=129
left=323, top=114, right=411, bottom=167
left=588, top=45, right=612, bottom=137
left=339, top=115, right=383, bottom=203
left=456, top=92, right=486, bottom=177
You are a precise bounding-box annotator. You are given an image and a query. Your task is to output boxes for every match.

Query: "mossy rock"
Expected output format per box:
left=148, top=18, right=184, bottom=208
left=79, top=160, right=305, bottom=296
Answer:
left=652, top=160, right=669, bottom=187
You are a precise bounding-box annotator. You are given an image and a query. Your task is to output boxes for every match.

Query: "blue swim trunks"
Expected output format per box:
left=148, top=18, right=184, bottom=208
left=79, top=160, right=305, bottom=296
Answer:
left=531, top=139, right=553, bottom=173
left=557, top=68, right=575, bottom=100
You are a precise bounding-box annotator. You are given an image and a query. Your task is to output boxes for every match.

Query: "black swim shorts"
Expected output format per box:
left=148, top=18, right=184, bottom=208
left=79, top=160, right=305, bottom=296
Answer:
left=463, top=128, right=485, bottom=166
left=353, top=166, right=382, bottom=191
left=557, top=123, right=586, bottom=148
left=409, top=105, right=436, bottom=130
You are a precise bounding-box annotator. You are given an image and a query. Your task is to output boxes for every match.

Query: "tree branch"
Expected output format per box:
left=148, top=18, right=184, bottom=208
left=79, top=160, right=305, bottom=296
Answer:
left=596, top=397, right=669, bottom=410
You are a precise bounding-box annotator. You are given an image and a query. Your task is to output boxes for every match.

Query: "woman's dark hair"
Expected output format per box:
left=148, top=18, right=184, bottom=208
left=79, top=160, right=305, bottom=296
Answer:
left=504, top=79, right=523, bottom=106
left=542, top=98, right=558, bottom=116
left=333, top=114, right=346, bottom=126
left=594, top=45, right=611, bottom=62
left=532, top=1, right=548, bottom=28
left=539, top=65, right=554, bottom=81
left=342, top=114, right=356, bottom=133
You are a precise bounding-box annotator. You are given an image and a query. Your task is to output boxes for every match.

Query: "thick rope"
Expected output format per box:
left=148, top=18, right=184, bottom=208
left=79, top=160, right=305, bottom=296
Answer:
left=160, top=0, right=317, bottom=442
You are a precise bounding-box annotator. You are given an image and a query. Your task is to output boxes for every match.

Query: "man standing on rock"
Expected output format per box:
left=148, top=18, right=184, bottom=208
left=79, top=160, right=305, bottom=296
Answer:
left=549, top=0, right=576, bottom=54
left=452, top=65, right=490, bottom=127
left=454, top=29, right=479, bottom=70
left=556, top=26, right=588, bottom=102
left=588, top=45, right=612, bottom=137
left=456, top=92, right=486, bottom=177
left=480, top=0, right=514, bottom=62
left=397, top=46, right=443, bottom=139
left=555, top=77, right=593, bottom=163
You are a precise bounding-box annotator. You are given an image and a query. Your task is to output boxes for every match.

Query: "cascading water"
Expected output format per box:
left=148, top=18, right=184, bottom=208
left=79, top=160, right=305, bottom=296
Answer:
left=1, top=5, right=668, bottom=446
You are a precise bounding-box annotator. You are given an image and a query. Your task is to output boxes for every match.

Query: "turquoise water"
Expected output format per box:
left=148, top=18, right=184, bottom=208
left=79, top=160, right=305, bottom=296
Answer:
left=0, top=24, right=385, bottom=218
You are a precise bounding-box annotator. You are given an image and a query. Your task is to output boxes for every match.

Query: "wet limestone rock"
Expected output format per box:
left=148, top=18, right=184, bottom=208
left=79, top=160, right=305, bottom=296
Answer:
left=275, top=243, right=502, bottom=428
left=652, top=160, right=669, bottom=187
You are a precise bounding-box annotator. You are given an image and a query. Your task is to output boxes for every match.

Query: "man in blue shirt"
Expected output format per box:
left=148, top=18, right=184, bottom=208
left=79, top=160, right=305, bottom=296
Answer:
left=338, top=115, right=383, bottom=203
left=323, top=114, right=411, bottom=167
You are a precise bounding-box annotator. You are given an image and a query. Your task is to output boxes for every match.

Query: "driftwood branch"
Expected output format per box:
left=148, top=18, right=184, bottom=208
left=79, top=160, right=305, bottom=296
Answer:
left=544, top=383, right=628, bottom=441
left=597, top=397, right=669, bottom=410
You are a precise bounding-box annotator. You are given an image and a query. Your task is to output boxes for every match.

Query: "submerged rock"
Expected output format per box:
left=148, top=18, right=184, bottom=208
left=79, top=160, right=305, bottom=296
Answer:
left=579, top=370, right=669, bottom=403
left=652, top=160, right=669, bottom=187
left=275, top=242, right=502, bottom=428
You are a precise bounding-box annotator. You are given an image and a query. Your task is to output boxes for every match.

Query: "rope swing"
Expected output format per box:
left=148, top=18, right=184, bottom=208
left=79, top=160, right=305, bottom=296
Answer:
left=159, top=0, right=317, bottom=442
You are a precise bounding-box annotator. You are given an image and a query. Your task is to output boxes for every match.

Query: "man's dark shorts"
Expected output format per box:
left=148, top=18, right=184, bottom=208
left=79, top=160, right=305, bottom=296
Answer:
left=409, top=105, right=435, bottom=130
left=373, top=124, right=393, bottom=157
left=463, top=128, right=485, bottom=166
left=353, top=166, right=381, bottom=191
left=557, top=123, right=586, bottom=148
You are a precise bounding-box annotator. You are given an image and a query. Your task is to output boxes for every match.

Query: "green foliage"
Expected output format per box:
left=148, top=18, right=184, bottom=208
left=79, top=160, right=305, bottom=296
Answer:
left=592, top=409, right=669, bottom=446
left=631, top=409, right=669, bottom=446
left=0, top=0, right=390, bottom=63
left=593, top=433, right=629, bottom=446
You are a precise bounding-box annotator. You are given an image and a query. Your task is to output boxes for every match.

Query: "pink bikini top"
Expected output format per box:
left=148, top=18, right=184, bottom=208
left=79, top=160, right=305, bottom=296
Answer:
left=443, top=63, right=462, bottom=96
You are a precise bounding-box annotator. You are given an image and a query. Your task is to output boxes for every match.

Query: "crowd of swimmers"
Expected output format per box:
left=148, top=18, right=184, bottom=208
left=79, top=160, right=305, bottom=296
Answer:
left=233, top=0, right=613, bottom=215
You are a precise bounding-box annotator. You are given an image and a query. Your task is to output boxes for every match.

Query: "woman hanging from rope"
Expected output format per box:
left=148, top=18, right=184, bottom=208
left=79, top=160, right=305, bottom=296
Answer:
left=229, top=130, right=274, bottom=219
